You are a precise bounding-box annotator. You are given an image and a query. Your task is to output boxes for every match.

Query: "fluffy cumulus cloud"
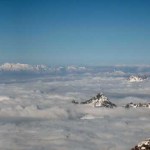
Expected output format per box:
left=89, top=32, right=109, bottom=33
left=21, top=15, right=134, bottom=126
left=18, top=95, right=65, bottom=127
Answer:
left=0, top=65, right=149, bottom=150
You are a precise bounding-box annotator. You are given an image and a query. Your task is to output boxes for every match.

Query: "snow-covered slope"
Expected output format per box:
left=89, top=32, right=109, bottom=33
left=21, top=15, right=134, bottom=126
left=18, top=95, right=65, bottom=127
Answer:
left=72, top=93, right=117, bottom=108
left=131, top=138, right=150, bottom=150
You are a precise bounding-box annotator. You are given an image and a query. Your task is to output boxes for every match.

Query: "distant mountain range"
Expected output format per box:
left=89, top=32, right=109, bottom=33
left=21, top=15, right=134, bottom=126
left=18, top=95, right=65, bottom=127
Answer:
left=0, top=63, right=150, bottom=75
left=0, top=63, right=48, bottom=72
left=0, top=63, right=87, bottom=74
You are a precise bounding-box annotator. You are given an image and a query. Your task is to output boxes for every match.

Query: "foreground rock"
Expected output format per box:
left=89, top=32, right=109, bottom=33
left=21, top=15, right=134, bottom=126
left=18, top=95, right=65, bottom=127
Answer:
left=124, top=102, right=150, bottom=108
left=72, top=93, right=117, bottom=108
left=131, top=138, right=150, bottom=150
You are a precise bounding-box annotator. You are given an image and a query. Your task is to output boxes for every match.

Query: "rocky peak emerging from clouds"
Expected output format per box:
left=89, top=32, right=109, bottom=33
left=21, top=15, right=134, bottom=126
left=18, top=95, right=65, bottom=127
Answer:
left=73, top=93, right=117, bottom=108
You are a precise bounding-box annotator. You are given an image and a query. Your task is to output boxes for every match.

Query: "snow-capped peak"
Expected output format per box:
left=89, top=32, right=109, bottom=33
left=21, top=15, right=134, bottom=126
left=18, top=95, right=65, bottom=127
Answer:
left=128, top=75, right=147, bottom=82
left=92, top=93, right=117, bottom=108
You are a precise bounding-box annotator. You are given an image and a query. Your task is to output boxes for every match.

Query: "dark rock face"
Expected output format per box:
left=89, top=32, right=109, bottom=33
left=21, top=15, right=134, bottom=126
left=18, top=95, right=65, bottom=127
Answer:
left=131, top=139, right=150, bottom=150
left=72, top=93, right=117, bottom=108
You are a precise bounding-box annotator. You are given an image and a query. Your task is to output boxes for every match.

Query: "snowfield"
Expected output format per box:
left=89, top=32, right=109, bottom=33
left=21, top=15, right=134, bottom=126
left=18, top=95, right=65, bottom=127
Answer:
left=0, top=64, right=149, bottom=150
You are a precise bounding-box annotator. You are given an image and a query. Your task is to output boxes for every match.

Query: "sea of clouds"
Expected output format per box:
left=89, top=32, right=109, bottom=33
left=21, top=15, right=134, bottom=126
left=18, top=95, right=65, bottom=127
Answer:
left=0, top=65, right=149, bottom=150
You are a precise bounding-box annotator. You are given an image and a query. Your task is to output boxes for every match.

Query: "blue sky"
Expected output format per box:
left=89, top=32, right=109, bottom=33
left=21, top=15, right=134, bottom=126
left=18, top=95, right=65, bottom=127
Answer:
left=0, top=0, right=150, bottom=65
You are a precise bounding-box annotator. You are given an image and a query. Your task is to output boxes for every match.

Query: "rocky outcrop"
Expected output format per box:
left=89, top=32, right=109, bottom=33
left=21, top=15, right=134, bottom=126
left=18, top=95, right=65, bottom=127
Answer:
left=124, top=102, right=150, bottom=108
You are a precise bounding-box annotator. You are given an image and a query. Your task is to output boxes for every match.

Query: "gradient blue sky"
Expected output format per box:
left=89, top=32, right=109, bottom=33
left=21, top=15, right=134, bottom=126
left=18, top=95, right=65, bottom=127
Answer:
left=0, top=0, right=150, bottom=65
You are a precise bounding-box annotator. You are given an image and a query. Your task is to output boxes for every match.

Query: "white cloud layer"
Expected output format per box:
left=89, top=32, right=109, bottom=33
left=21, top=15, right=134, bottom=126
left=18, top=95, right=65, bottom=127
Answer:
left=0, top=65, right=149, bottom=150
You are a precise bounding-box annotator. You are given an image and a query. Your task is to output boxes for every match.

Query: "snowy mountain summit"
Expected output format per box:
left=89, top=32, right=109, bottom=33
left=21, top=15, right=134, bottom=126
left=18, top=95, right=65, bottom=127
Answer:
left=131, top=138, right=150, bottom=150
left=128, top=75, right=147, bottom=82
left=72, top=93, right=117, bottom=108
